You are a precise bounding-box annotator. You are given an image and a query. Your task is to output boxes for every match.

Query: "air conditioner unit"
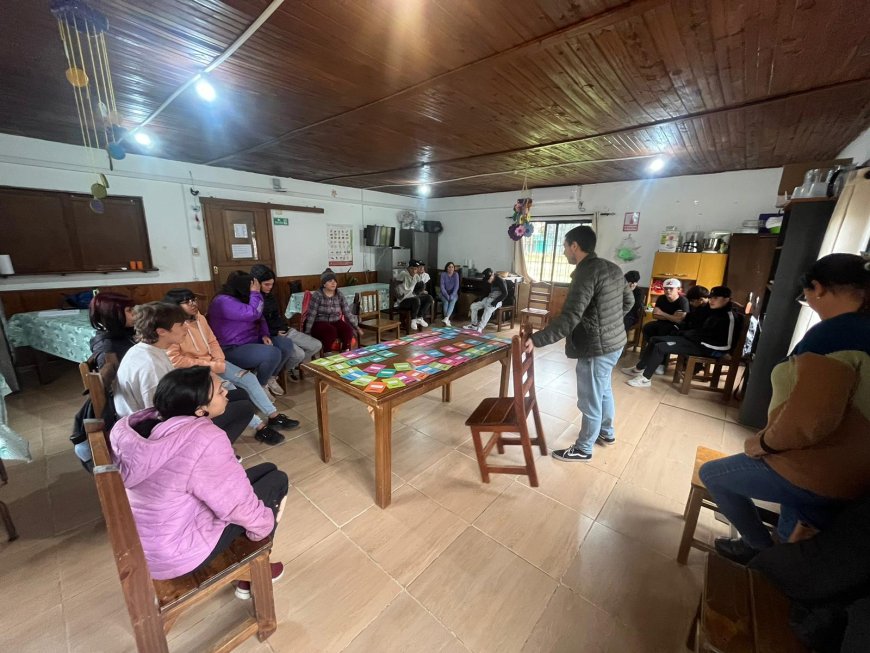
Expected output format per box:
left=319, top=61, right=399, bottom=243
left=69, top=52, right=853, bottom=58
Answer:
left=529, top=185, right=580, bottom=205
left=271, top=177, right=287, bottom=193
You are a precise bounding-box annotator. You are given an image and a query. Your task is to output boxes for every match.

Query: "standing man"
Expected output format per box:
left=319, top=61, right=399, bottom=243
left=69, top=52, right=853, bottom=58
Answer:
left=524, top=226, right=634, bottom=462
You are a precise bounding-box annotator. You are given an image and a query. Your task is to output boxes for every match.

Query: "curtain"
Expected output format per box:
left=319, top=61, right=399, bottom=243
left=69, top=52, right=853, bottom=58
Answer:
left=513, top=238, right=534, bottom=282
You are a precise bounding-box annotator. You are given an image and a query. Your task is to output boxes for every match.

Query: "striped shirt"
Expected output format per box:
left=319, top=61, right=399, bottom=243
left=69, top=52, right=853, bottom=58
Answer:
left=303, top=289, right=358, bottom=333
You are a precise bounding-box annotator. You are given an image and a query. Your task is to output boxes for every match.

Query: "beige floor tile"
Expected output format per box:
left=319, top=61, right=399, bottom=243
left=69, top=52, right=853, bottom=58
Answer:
left=294, top=454, right=404, bottom=526
left=409, top=528, right=557, bottom=653
left=413, top=407, right=479, bottom=447
left=562, top=523, right=702, bottom=649
left=636, top=405, right=724, bottom=462
left=46, top=451, right=103, bottom=534
left=269, top=486, right=337, bottom=564
left=255, top=429, right=358, bottom=483
left=521, top=586, right=619, bottom=653
left=542, top=369, right=578, bottom=397
left=661, top=385, right=728, bottom=420
left=344, top=593, right=469, bottom=653
left=410, top=451, right=513, bottom=522
left=0, top=603, right=67, bottom=653
left=167, top=591, right=270, bottom=653
left=268, top=531, right=401, bottom=652
left=474, top=483, right=593, bottom=580
left=721, top=420, right=756, bottom=454
left=535, top=389, right=580, bottom=422
left=343, top=485, right=466, bottom=585
left=621, top=446, right=696, bottom=505
left=57, top=520, right=118, bottom=600
left=65, top=577, right=137, bottom=653
left=0, top=537, right=62, bottom=628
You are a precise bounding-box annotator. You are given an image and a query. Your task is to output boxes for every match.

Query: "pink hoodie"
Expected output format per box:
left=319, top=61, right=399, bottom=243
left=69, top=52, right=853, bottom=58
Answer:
left=110, top=409, right=274, bottom=580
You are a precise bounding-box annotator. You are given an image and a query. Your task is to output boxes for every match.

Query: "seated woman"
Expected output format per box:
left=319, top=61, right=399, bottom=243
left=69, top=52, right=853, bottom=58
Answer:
left=303, top=268, right=361, bottom=352
left=163, top=288, right=297, bottom=446
left=89, top=292, right=137, bottom=369
left=208, top=272, right=301, bottom=398
left=110, top=367, right=288, bottom=596
left=439, top=261, right=460, bottom=327
left=249, top=265, right=322, bottom=380
left=700, top=254, right=870, bottom=564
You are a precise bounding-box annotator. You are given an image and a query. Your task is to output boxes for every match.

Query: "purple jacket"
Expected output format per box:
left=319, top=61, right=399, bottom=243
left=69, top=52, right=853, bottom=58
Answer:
left=207, top=292, right=269, bottom=347
left=110, top=409, right=274, bottom=580
left=440, top=271, right=460, bottom=300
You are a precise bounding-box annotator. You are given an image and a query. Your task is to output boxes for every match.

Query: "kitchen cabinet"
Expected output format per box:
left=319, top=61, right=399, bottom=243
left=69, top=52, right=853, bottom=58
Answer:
left=646, top=252, right=728, bottom=308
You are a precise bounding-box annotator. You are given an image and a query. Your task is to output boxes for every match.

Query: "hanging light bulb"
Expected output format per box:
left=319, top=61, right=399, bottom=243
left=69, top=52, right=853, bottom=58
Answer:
left=133, top=131, right=152, bottom=147
left=195, top=78, right=217, bottom=102
left=417, top=184, right=431, bottom=196
left=648, top=157, right=667, bottom=173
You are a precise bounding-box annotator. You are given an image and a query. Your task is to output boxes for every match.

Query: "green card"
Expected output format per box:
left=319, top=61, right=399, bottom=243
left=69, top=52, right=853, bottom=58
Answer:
left=384, top=377, right=406, bottom=389
left=393, top=362, right=413, bottom=371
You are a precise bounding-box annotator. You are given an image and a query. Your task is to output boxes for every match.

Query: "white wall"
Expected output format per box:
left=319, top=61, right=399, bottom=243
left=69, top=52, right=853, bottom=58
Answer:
left=837, top=126, right=870, bottom=164
left=0, top=134, right=420, bottom=290
left=427, top=168, right=782, bottom=280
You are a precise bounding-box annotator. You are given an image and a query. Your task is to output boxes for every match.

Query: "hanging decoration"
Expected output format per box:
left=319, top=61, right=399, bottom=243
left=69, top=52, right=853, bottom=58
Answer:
left=51, top=0, right=125, bottom=212
left=507, top=175, right=534, bottom=241
left=615, top=234, right=642, bottom=262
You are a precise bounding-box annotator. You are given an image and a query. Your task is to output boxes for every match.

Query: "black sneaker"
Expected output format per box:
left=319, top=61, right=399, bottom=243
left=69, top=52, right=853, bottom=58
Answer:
left=254, top=425, right=286, bottom=446
left=268, top=413, right=300, bottom=430
left=714, top=537, right=761, bottom=565
left=551, top=446, right=592, bottom=462
left=596, top=434, right=616, bottom=446
left=287, top=369, right=300, bottom=383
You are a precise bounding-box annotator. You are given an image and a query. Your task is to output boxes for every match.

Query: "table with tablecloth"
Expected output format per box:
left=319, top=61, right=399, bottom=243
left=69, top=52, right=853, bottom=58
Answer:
left=6, top=310, right=96, bottom=364
left=284, top=283, right=391, bottom=319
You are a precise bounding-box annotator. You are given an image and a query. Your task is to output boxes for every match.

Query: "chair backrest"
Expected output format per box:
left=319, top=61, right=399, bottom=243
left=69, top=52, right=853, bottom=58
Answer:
left=503, top=279, right=516, bottom=307
left=85, top=419, right=169, bottom=653
left=358, top=290, right=380, bottom=321
left=511, top=323, right=537, bottom=412
left=526, top=282, right=553, bottom=312
left=728, top=311, right=751, bottom=359
left=80, top=352, right=116, bottom=417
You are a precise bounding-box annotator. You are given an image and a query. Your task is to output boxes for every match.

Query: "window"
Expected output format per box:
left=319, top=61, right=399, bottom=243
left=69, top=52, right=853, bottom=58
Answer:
left=521, top=219, right=591, bottom=284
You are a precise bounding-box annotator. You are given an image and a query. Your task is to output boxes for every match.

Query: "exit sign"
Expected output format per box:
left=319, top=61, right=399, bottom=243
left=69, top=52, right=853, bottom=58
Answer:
left=273, top=217, right=289, bottom=226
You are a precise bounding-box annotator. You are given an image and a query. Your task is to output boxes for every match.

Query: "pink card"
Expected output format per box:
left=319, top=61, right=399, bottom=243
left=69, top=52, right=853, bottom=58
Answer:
left=441, top=345, right=460, bottom=353
left=363, top=364, right=385, bottom=373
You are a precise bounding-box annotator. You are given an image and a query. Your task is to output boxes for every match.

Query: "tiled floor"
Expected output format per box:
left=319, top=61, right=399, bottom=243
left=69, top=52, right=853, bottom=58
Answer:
left=0, top=331, right=754, bottom=652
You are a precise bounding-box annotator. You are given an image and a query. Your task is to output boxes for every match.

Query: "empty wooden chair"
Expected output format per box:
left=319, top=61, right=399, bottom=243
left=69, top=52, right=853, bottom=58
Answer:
left=519, top=281, right=553, bottom=328
left=464, top=324, right=547, bottom=485
left=671, top=315, right=751, bottom=402
left=357, top=289, right=401, bottom=343
left=85, top=419, right=277, bottom=652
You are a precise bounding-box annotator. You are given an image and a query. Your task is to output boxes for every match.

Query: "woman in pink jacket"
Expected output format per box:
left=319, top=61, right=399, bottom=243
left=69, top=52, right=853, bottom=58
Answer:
left=110, top=366, right=287, bottom=598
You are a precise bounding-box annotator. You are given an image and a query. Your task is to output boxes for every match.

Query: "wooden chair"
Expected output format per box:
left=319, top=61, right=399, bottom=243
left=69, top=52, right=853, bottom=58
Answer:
left=85, top=419, right=277, bottom=652
left=357, top=290, right=400, bottom=344
left=492, top=302, right=515, bottom=331
left=671, top=314, right=751, bottom=402
left=464, top=324, right=547, bottom=486
left=519, top=281, right=553, bottom=328
left=624, top=304, right=645, bottom=353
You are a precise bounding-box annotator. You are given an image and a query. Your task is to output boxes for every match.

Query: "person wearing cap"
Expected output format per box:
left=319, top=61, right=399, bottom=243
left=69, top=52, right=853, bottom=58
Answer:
left=623, top=270, right=645, bottom=331
left=395, top=260, right=434, bottom=330
left=466, top=267, right=509, bottom=333
left=524, top=226, right=635, bottom=463
left=303, top=268, right=361, bottom=351
left=700, top=253, right=870, bottom=565
left=163, top=288, right=299, bottom=446
left=622, top=286, right=741, bottom=387
left=642, top=278, right=690, bottom=341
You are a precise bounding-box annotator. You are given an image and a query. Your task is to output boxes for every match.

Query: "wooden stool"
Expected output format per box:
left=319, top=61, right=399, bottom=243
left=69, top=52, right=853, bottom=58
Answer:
left=678, top=446, right=727, bottom=564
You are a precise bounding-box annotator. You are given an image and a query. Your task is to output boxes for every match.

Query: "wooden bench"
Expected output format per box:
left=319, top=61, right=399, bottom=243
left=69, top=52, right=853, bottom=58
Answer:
left=688, top=553, right=809, bottom=652
left=85, top=419, right=277, bottom=652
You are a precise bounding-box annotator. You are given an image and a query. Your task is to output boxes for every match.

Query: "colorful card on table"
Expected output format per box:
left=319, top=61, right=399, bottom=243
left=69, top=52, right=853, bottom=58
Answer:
left=364, top=381, right=386, bottom=393
left=410, top=354, right=433, bottom=363
left=369, top=355, right=386, bottom=362
left=379, top=351, right=398, bottom=359
left=326, top=354, right=347, bottom=362
left=353, top=356, right=371, bottom=365
left=416, top=365, right=441, bottom=375
left=441, top=356, right=463, bottom=365
left=430, top=362, right=452, bottom=371
left=393, top=362, right=413, bottom=371
left=385, top=339, right=405, bottom=347
left=351, top=375, right=377, bottom=387
left=376, top=369, right=396, bottom=378
left=383, top=377, right=406, bottom=389
left=331, top=362, right=351, bottom=371
left=363, top=364, right=385, bottom=373
left=340, top=370, right=365, bottom=381
left=407, top=370, right=428, bottom=381
left=395, top=373, right=417, bottom=384
left=309, top=358, right=332, bottom=366
left=463, top=339, right=482, bottom=345
left=425, top=350, right=445, bottom=358
left=440, top=345, right=460, bottom=353
left=453, top=342, right=472, bottom=349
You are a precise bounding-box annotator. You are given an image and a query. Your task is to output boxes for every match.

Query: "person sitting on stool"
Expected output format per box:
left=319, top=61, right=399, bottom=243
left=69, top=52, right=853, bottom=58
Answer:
left=467, top=268, right=507, bottom=333
left=395, top=259, right=434, bottom=330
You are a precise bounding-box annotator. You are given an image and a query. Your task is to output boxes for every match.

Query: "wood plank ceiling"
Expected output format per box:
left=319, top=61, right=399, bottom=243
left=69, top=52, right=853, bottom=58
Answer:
left=1, top=0, right=869, bottom=197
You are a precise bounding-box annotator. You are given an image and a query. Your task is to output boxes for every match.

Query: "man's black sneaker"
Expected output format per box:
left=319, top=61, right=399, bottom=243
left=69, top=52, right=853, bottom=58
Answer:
left=255, top=425, right=286, bottom=446
left=551, top=446, right=592, bottom=462
left=714, top=537, right=761, bottom=565
left=268, top=413, right=300, bottom=430
left=596, top=434, right=616, bottom=446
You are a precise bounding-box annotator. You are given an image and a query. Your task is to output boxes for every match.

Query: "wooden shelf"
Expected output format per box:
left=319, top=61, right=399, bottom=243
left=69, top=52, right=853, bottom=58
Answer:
left=2, top=268, right=160, bottom=277
left=780, top=197, right=836, bottom=211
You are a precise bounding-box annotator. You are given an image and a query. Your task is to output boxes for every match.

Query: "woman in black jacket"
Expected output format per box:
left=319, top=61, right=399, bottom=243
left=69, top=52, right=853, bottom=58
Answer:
left=89, top=292, right=137, bottom=369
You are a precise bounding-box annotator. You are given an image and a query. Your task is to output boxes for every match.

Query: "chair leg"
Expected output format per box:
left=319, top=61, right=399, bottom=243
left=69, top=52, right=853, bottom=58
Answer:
left=250, top=553, right=278, bottom=641
left=518, top=420, right=538, bottom=487
left=469, top=428, right=490, bottom=483
left=672, top=356, right=683, bottom=384
left=680, top=357, right=695, bottom=395
left=531, top=404, right=547, bottom=455
left=678, top=487, right=704, bottom=564
left=0, top=501, right=18, bottom=542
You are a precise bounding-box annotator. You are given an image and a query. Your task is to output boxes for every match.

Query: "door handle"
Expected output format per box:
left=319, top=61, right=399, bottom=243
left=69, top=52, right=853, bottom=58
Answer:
left=213, top=266, right=218, bottom=275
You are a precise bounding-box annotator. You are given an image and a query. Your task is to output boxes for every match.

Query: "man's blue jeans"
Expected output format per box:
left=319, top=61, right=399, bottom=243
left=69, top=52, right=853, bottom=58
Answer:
left=220, top=361, right=276, bottom=423
left=573, top=349, right=622, bottom=454
left=699, top=454, right=846, bottom=550
left=441, top=296, right=457, bottom=320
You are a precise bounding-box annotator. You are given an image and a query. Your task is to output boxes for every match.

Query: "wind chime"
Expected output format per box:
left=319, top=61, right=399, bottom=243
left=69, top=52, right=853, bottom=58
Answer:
left=51, top=0, right=126, bottom=213
left=507, top=175, right=534, bottom=241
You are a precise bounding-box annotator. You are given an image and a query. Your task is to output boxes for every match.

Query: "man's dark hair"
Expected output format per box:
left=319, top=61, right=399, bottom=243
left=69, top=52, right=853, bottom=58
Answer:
left=624, top=270, right=640, bottom=284
left=686, top=285, right=710, bottom=301
left=800, top=253, right=870, bottom=298
left=163, top=288, right=195, bottom=305
left=133, top=302, right=187, bottom=344
left=89, top=292, right=134, bottom=336
left=154, top=367, right=214, bottom=418
left=250, top=264, right=276, bottom=284
left=564, top=225, right=596, bottom=253
left=220, top=271, right=253, bottom=303
left=709, top=286, right=732, bottom=299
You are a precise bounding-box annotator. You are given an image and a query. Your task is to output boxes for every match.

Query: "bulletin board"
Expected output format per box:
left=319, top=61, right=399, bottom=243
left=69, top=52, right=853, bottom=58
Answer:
left=327, top=224, right=353, bottom=266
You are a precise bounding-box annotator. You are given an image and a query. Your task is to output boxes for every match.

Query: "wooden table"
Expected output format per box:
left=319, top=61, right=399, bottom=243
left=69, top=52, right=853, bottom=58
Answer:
left=301, top=328, right=512, bottom=508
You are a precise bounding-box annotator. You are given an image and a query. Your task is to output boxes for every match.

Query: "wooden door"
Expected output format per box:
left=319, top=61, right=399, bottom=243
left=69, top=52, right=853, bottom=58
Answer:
left=725, top=235, right=779, bottom=306
left=201, top=199, right=276, bottom=295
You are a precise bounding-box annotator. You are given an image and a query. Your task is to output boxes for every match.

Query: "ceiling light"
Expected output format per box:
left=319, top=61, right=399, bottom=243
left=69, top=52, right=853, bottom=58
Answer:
left=195, top=78, right=216, bottom=102
left=648, top=157, right=667, bottom=173
left=417, top=184, right=431, bottom=196
left=133, top=131, right=152, bottom=147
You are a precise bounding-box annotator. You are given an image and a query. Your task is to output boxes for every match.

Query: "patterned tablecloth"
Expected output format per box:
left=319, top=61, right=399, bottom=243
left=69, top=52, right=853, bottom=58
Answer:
left=284, top=283, right=391, bottom=318
left=6, top=310, right=96, bottom=364
left=1, top=372, right=30, bottom=461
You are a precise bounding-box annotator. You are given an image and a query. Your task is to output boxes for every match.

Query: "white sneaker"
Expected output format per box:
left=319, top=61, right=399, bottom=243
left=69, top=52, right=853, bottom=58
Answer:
left=620, top=366, right=640, bottom=376
left=267, top=377, right=285, bottom=396
left=443, top=318, right=451, bottom=327
left=410, top=319, right=419, bottom=331
left=655, top=365, right=666, bottom=376
left=417, top=318, right=428, bottom=327
left=627, top=375, right=651, bottom=388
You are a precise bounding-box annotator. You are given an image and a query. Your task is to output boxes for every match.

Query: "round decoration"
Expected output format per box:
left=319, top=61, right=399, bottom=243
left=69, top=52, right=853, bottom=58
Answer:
left=507, top=223, right=522, bottom=241
left=89, top=198, right=105, bottom=213
left=99, top=173, right=109, bottom=188
left=107, top=142, right=126, bottom=160
left=65, top=66, right=89, bottom=87
left=90, top=182, right=108, bottom=199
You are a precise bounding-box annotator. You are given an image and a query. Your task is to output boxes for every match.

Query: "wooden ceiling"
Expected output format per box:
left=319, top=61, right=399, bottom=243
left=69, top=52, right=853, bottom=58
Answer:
left=2, top=0, right=869, bottom=197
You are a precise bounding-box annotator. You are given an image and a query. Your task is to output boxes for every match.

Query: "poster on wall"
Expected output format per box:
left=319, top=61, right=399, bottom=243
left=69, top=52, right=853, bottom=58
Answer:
left=327, top=224, right=354, bottom=266
left=623, top=211, right=640, bottom=232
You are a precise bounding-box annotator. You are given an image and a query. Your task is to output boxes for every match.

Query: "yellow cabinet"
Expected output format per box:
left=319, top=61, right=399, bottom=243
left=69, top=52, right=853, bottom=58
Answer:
left=697, top=253, right=728, bottom=290
left=673, top=253, right=701, bottom=280
left=651, top=252, right=678, bottom=277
